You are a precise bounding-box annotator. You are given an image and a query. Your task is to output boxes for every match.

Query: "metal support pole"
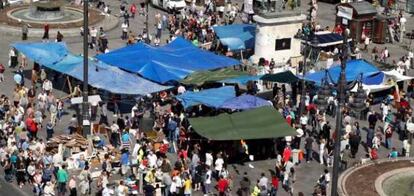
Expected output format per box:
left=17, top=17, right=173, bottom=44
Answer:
left=145, top=0, right=149, bottom=43
left=331, top=31, right=348, bottom=196
left=82, top=0, right=90, bottom=137
left=299, top=47, right=307, bottom=118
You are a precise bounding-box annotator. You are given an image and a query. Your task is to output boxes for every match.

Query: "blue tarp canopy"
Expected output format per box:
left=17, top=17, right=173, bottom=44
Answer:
left=176, top=86, right=235, bottom=109
left=12, top=42, right=69, bottom=65
left=220, top=94, right=272, bottom=110
left=213, top=24, right=256, bottom=51
left=12, top=42, right=171, bottom=95
left=220, top=75, right=263, bottom=85
left=304, top=60, right=381, bottom=85
left=96, top=37, right=240, bottom=84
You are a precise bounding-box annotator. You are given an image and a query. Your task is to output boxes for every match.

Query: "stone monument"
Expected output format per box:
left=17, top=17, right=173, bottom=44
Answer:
left=251, top=1, right=306, bottom=67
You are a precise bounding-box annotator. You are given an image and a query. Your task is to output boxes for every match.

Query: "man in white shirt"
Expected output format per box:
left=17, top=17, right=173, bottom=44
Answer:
left=214, top=154, right=224, bottom=177
left=90, top=27, right=98, bottom=48
left=205, top=152, right=213, bottom=167
left=42, top=79, right=53, bottom=93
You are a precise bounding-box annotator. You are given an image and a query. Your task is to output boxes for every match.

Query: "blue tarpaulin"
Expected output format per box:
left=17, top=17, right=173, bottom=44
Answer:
left=362, top=72, right=385, bottom=85
left=12, top=42, right=171, bottom=95
left=96, top=37, right=240, bottom=84
left=213, top=24, right=256, bottom=51
left=220, top=75, right=263, bottom=85
left=304, top=60, right=381, bottom=85
left=12, top=42, right=69, bottom=65
left=220, top=94, right=272, bottom=110
left=176, top=86, right=236, bottom=109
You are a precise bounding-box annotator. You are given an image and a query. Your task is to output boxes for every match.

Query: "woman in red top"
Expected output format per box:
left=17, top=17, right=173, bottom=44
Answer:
left=130, top=4, right=137, bottom=18
left=217, top=176, right=229, bottom=196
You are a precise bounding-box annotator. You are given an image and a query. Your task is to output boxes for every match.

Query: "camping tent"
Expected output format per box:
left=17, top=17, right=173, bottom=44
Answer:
left=12, top=42, right=171, bottom=95
left=304, top=59, right=381, bottom=85
left=189, top=106, right=296, bottom=140
left=176, top=86, right=235, bottom=109
left=213, top=24, right=256, bottom=51
left=96, top=37, right=240, bottom=84
left=220, top=94, right=272, bottom=110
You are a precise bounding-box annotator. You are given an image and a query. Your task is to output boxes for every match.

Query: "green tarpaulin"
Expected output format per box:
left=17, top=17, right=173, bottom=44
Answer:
left=189, top=106, right=295, bottom=140
left=260, top=71, right=299, bottom=83
left=180, top=68, right=248, bottom=85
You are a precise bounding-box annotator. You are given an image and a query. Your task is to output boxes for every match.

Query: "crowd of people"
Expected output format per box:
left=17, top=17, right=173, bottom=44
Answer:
left=1, top=0, right=413, bottom=196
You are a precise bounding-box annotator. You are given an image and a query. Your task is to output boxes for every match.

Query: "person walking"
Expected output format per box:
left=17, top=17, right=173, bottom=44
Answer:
left=42, top=23, right=49, bottom=41
left=57, top=165, right=69, bottom=196
left=0, top=63, right=5, bottom=83
left=305, top=135, right=314, bottom=162
left=22, top=23, right=30, bottom=40
left=319, top=138, right=326, bottom=165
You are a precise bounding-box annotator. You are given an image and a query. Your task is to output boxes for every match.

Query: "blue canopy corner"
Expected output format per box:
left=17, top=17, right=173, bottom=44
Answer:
left=213, top=24, right=256, bottom=51
left=220, top=94, right=272, bottom=110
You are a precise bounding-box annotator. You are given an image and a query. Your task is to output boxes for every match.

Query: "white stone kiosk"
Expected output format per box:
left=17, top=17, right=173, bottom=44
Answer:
left=252, top=12, right=306, bottom=66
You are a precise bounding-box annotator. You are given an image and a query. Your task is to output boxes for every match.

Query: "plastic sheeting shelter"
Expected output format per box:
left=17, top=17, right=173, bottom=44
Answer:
left=220, top=94, right=272, bottom=110
left=96, top=37, right=240, bottom=84
left=304, top=60, right=381, bottom=85
left=213, top=24, right=256, bottom=51
left=176, top=86, right=236, bottom=109
left=189, top=106, right=296, bottom=140
left=12, top=42, right=171, bottom=95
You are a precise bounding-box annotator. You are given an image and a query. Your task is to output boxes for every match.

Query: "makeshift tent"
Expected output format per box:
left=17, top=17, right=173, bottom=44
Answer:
left=12, top=42, right=69, bottom=65
left=176, top=86, right=235, bottom=109
left=96, top=37, right=240, bottom=84
left=180, top=68, right=248, bottom=86
left=220, top=94, right=272, bottom=110
left=304, top=60, right=381, bottom=85
left=260, top=71, right=299, bottom=83
left=189, top=106, right=296, bottom=140
left=12, top=42, right=171, bottom=95
left=213, top=24, right=256, bottom=51
left=220, top=75, right=263, bottom=85
left=351, top=69, right=414, bottom=93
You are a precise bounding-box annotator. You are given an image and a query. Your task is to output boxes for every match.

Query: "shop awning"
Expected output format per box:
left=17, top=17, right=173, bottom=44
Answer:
left=260, top=70, right=299, bottom=83
left=180, top=68, right=248, bottom=85
left=189, top=106, right=296, bottom=140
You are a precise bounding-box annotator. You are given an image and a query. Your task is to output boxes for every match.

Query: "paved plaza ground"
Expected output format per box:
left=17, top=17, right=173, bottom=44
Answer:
left=1, top=0, right=414, bottom=195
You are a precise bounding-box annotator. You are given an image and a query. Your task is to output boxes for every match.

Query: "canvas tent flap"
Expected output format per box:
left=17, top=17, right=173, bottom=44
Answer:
left=213, top=24, right=256, bottom=51
left=176, top=86, right=235, bottom=109
left=12, top=42, right=69, bottom=66
left=220, top=94, right=272, bottom=110
left=189, top=106, right=296, bottom=140
left=260, top=71, right=299, bottom=83
left=180, top=68, right=248, bottom=85
left=96, top=37, right=240, bottom=84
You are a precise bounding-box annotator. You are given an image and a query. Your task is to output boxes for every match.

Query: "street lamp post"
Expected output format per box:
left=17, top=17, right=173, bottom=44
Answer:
left=82, top=0, right=90, bottom=137
left=330, top=30, right=348, bottom=196
left=145, top=0, right=150, bottom=43
left=316, top=29, right=367, bottom=196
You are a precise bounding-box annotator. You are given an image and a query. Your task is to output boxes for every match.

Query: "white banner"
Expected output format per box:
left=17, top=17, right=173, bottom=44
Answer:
left=337, top=6, right=353, bottom=20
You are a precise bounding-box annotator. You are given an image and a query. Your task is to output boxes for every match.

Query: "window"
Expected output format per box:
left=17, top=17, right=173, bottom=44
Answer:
left=275, top=38, right=291, bottom=50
